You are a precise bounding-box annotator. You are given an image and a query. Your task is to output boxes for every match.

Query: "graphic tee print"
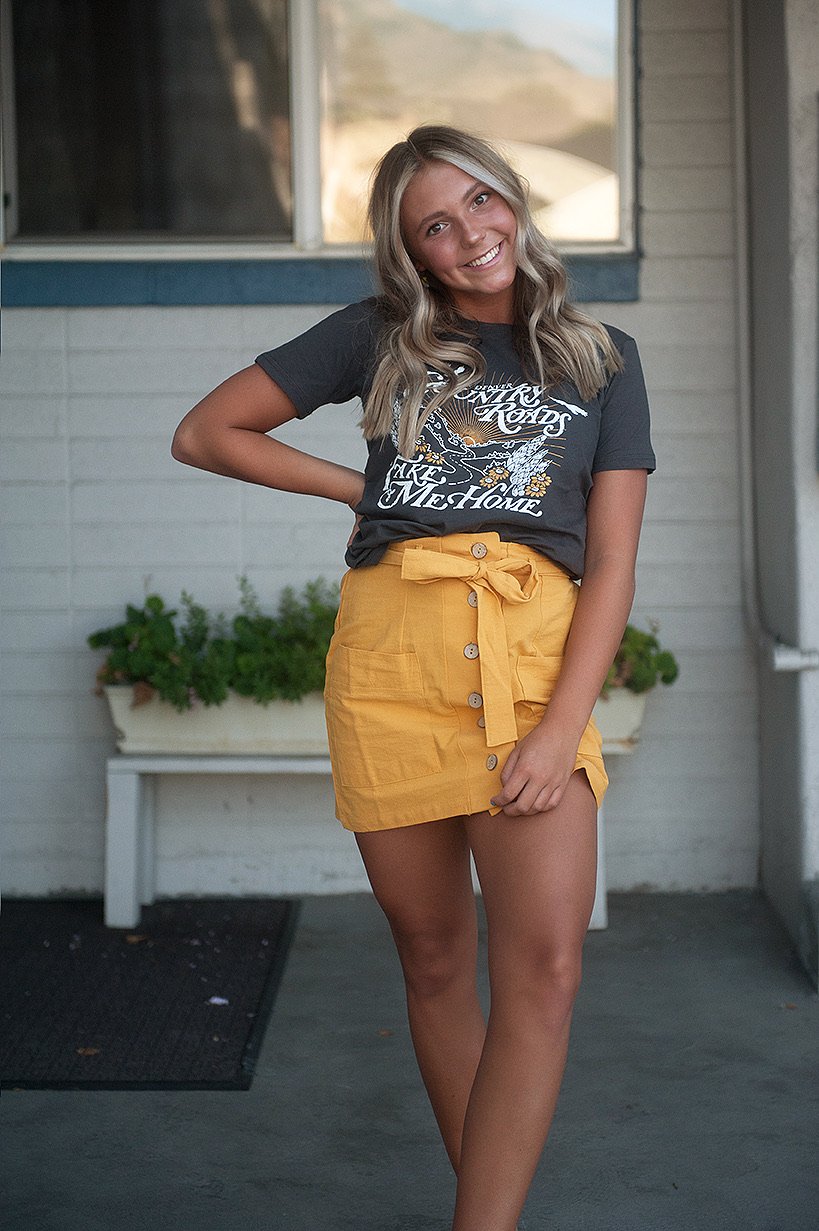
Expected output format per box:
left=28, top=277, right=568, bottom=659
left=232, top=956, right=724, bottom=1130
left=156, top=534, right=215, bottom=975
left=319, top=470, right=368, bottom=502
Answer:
left=379, top=371, right=590, bottom=523
left=255, top=299, right=655, bottom=578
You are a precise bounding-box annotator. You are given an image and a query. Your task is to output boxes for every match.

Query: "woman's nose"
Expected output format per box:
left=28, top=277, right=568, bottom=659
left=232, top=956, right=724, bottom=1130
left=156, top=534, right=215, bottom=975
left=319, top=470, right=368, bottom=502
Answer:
left=462, top=218, right=485, bottom=247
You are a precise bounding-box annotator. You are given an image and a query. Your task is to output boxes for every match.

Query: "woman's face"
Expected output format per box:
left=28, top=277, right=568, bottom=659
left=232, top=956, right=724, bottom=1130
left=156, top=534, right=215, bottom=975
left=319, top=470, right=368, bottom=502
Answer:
left=399, top=160, right=518, bottom=323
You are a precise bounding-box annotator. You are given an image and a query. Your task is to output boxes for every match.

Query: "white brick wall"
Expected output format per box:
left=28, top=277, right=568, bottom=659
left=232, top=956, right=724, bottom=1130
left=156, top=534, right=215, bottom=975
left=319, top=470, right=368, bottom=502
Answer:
left=600, top=0, right=758, bottom=891
left=0, top=0, right=758, bottom=897
left=0, top=302, right=369, bottom=896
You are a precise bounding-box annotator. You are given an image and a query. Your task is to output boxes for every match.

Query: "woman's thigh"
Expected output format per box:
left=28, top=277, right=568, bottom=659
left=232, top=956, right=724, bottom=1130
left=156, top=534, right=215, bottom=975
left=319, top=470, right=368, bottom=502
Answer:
left=356, top=817, right=478, bottom=969
left=465, top=770, right=598, bottom=979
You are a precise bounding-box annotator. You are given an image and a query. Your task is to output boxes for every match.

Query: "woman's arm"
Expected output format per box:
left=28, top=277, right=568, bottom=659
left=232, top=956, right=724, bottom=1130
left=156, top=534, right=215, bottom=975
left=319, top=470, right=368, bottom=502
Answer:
left=491, top=468, right=648, bottom=816
left=172, top=364, right=365, bottom=509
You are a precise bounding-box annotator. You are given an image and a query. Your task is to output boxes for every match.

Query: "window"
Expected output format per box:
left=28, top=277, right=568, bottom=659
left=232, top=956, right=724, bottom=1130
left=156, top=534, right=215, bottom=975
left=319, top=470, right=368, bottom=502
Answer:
left=3, top=0, right=631, bottom=252
left=4, top=0, right=292, bottom=242
left=319, top=0, right=627, bottom=247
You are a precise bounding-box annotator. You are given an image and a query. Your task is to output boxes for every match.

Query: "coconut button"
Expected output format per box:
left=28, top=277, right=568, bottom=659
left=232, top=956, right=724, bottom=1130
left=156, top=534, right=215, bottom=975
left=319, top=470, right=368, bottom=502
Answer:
left=463, top=642, right=479, bottom=660
left=470, top=542, right=487, bottom=559
left=467, top=692, right=483, bottom=709
left=486, top=754, right=498, bottom=771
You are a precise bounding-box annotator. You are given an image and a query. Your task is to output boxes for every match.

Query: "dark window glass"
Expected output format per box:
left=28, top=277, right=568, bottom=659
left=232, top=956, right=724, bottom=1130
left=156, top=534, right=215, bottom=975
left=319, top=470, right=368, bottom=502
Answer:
left=10, top=0, right=291, bottom=240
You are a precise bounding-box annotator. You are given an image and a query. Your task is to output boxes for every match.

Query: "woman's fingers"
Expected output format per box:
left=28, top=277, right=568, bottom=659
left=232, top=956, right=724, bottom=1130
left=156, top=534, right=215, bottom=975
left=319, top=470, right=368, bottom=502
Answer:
left=491, top=762, right=560, bottom=814
left=491, top=728, right=576, bottom=816
left=490, top=749, right=522, bottom=808
left=502, top=779, right=563, bottom=816
left=346, top=512, right=363, bottom=546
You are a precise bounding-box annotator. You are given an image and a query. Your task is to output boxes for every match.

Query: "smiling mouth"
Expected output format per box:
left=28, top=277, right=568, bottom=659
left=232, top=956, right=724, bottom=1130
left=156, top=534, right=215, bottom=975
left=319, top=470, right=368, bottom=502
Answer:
left=465, top=243, right=502, bottom=268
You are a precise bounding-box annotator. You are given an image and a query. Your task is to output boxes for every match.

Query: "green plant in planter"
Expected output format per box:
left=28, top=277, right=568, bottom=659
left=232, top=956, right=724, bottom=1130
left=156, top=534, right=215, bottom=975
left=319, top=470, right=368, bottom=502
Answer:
left=602, top=621, right=679, bottom=697
left=230, top=576, right=338, bottom=703
left=88, top=577, right=340, bottom=711
left=90, top=579, right=678, bottom=711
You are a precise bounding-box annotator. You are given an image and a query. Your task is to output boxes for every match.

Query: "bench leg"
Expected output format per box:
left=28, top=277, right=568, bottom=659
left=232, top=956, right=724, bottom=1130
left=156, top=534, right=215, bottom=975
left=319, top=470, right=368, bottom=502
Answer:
left=140, top=774, right=157, bottom=908
left=105, top=769, right=145, bottom=928
left=588, top=802, right=608, bottom=930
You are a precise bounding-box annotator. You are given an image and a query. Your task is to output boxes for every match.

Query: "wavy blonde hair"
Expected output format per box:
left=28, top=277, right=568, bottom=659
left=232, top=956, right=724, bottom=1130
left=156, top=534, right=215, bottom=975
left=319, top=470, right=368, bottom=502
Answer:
left=364, top=124, right=623, bottom=458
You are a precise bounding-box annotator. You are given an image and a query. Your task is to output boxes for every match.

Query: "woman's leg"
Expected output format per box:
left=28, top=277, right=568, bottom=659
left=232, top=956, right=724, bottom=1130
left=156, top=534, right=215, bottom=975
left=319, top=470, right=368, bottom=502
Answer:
left=356, top=817, right=487, bottom=1170
left=454, top=770, right=598, bottom=1231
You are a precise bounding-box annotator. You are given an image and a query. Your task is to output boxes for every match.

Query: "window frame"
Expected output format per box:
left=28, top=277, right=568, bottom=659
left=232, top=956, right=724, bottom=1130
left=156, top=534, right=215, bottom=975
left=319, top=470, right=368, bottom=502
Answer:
left=0, top=0, right=638, bottom=304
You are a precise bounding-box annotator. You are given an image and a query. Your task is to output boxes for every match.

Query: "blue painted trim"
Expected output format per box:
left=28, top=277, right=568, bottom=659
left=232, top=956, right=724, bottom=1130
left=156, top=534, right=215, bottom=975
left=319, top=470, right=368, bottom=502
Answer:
left=2, top=253, right=638, bottom=306
left=567, top=254, right=640, bottom=303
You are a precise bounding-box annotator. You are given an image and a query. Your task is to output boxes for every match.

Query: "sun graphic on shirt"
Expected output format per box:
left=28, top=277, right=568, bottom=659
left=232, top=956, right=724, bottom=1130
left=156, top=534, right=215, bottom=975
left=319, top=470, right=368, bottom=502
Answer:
left=442, top=404, right=517, bottom=449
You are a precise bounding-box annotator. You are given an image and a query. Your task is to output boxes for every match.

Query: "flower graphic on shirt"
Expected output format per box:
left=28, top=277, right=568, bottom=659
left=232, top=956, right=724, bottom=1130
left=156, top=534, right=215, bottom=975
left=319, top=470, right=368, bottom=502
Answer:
left=500, top=437, right=558, bottom=496
left=525, top=474, right=553, bottom=497
left=414, top=440, right=445, bottom=465
left=479, top=465, right=511, bottom=487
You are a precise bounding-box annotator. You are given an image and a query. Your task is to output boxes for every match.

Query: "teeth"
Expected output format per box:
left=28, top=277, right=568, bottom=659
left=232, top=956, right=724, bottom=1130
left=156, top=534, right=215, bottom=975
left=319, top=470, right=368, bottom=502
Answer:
left=466, top=244, right=500, bottom=268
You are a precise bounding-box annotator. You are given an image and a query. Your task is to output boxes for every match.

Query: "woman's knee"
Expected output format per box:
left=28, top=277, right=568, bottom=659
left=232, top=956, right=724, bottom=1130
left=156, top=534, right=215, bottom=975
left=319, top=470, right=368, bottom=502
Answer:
left=542, top=948, right=584, bottom=1008
left=492, top=942, right=584, bottom=1023
left=391, top=916, right=477, bottom=1000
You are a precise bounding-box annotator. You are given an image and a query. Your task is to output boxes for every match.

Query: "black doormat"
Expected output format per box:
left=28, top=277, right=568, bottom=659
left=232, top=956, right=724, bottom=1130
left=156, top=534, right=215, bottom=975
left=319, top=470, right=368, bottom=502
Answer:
left=0, top=897, right=300, bottom=1091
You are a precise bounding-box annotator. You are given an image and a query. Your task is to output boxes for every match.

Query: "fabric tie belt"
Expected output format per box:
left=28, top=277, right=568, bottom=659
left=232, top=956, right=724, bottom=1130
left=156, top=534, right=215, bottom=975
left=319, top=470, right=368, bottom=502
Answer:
left=397, top=547, right=540, bottom=748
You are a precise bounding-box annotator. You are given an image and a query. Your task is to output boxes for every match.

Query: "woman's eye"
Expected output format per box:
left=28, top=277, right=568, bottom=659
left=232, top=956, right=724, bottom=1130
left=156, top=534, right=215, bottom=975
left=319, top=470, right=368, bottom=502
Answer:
left=427, top=221, right=445, bottom=236
left=474, top=191, right=490, bottom=206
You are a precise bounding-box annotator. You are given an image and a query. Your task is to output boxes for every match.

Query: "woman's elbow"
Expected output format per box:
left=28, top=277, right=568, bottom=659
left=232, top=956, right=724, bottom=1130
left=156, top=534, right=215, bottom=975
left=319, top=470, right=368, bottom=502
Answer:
left=584, top=551, right=637, bottom=597
left=171, top=418, right=201, bottom=466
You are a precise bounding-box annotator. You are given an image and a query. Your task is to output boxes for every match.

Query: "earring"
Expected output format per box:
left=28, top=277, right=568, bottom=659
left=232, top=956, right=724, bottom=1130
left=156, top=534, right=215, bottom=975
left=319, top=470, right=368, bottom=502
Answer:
left=419, top=270, right=429, bottom=287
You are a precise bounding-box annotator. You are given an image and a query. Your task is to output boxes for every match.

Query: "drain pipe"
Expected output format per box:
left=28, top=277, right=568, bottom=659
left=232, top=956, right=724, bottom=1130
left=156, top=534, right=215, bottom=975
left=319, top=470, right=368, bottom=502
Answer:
left=731, top=0, right=819, bottom=673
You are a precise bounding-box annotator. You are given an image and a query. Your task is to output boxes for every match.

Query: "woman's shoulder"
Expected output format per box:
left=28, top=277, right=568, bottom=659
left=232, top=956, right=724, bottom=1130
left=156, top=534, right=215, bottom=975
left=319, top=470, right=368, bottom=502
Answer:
left=332, top=296, right=389, bottom=329
left=599, top=321, right=639, bottom=354
left=310, top=296, right=389, bottom=351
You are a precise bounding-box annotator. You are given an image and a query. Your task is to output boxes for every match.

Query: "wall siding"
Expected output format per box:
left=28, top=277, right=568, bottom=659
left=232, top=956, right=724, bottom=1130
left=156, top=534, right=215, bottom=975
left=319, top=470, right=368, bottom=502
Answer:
left=608, top=0, right=757, bottom=891
left=0, top=0, right=758, bottom=897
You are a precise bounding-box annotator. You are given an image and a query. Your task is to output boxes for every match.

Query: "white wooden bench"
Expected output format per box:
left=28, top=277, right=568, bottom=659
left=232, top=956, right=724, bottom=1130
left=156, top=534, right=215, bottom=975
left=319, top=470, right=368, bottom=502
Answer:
left=104, top=752, right=616, bottom=929
left=105, top=756, right=332, bottom=928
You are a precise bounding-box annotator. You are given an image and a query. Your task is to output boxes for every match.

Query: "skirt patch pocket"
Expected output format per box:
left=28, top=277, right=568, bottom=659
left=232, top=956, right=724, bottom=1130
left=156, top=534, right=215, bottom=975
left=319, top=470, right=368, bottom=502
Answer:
left=514, top=655, right=564, bottom=731
left=515, top=655, right=563, bottom=700
left=325, top=644, right=443, bottom=789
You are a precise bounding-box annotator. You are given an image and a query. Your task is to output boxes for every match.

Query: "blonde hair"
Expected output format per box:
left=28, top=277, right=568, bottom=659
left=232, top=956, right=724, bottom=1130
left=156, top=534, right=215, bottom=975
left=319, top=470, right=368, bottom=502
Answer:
left=364, top=124, right=623, bottom=458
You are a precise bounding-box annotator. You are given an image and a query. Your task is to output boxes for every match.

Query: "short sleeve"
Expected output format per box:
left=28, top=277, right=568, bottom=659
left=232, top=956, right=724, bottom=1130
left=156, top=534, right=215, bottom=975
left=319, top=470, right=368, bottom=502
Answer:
left=592, top=330, right=656, bottom=474
left=255, top=298, right=383, bottom=419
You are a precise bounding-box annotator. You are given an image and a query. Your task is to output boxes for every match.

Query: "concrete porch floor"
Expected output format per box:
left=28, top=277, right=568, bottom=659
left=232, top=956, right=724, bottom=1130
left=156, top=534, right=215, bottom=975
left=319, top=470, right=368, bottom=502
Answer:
left=3, top=890, right=818, bottom=1231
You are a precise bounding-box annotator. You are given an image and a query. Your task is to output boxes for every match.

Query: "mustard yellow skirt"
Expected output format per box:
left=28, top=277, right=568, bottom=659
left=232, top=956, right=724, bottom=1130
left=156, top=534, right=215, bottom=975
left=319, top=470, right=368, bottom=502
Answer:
left=324, top=532, right=608, bottom=831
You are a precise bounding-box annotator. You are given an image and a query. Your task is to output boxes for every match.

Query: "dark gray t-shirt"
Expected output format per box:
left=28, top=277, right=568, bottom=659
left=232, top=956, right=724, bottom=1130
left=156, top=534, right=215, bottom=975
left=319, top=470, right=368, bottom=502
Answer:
left=256, top=298, right=655, bottom=578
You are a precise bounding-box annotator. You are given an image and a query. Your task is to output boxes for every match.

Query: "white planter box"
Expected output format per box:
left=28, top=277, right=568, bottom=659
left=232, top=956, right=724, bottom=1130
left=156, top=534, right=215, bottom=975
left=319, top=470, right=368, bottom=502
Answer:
left=103, top=685, right=329, bottom=755
left=592, top=690, right=647, bottom=753
left=104, top=684, right=647, bottom=757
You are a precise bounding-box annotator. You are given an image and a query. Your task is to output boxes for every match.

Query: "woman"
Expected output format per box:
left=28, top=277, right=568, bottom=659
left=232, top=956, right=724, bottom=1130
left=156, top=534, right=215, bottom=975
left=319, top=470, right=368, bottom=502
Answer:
left=173, top=125, right=654, bottom=1231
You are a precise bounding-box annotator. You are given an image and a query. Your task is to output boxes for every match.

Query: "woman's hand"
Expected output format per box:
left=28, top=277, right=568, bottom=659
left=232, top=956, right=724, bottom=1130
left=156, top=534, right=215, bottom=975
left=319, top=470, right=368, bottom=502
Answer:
left=346, top=495, right=365, bottom=547
left=490, top=716, right=580, bottom=817
left=490, top=469, right=649, bottom=819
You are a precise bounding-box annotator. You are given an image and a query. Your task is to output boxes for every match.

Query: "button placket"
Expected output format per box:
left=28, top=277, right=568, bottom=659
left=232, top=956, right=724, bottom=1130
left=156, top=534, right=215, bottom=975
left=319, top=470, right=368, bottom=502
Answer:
left=464, top=570, right=489, bottom=739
